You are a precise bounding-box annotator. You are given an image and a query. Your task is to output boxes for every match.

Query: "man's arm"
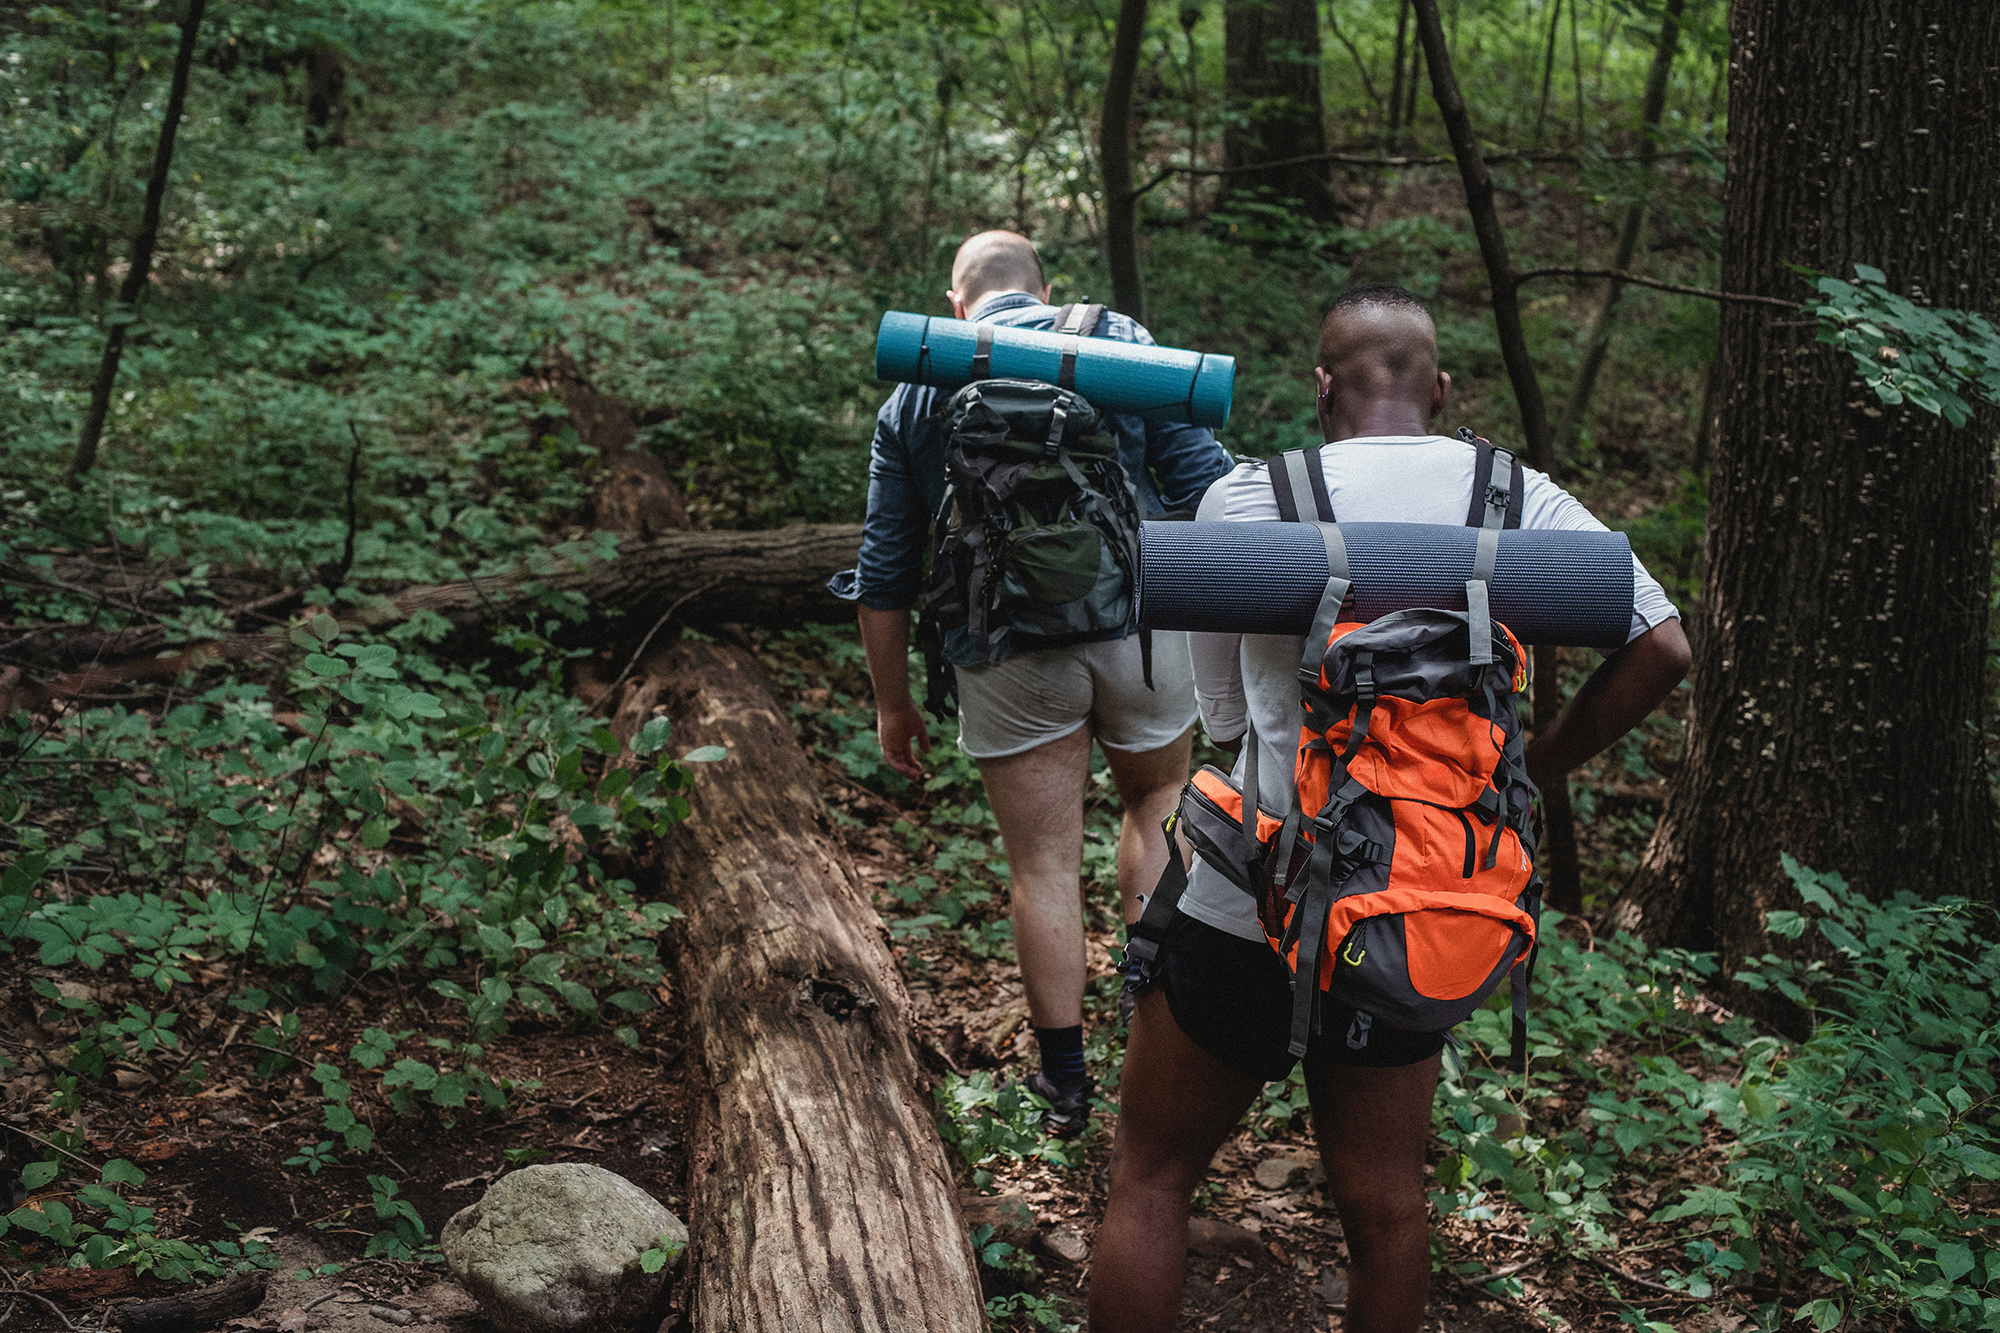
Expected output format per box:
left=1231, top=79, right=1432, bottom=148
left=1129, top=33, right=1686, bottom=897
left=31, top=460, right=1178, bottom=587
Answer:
left=859, top=605, right=930, bottom=779
left=1523, top=618, right=1692, bottom=792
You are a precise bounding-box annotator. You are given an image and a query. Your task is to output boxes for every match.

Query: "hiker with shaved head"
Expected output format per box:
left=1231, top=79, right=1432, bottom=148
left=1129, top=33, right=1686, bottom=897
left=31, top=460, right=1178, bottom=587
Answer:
left=832, top=230, right=1232, bottom=1134
left=1089, top=283, right=1691, bottom=1331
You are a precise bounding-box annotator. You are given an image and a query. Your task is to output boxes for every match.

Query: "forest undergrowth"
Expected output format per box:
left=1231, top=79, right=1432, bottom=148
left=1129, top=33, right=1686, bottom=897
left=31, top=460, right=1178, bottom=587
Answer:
left=4, top=0, right=1998, bottom=1329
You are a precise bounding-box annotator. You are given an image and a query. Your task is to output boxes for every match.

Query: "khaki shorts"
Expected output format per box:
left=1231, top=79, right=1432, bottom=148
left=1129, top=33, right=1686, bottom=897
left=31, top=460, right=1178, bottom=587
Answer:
left=955, top=630, right=1198, bottom=760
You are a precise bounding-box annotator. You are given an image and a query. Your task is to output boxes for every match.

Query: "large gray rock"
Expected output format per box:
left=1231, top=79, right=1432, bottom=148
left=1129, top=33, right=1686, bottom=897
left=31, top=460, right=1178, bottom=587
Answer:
left=440, top=1163, right=687, bottom=1333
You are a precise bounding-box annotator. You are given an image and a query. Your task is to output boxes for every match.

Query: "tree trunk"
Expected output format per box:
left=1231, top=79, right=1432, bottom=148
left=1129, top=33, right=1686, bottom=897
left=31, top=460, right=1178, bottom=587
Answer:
left=1550, top=0, right=1685, bottom=458
left=1412, top=0, right=1584, bottom=912
left=1614, top=0, right=2000, bottom=965
left=1223, top=0, right=1338, bottom=219
left=67, top=0, right=208, bottom=485
left=1101, top=0, right=1150, bottom=319
left=648, top=641, right=985, bottom=1333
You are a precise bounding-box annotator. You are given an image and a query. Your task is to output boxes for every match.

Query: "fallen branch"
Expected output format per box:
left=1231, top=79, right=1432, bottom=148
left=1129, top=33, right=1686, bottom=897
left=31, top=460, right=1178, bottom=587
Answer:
left=1132, top=145, right=1703, bottom=197
left=1515, top=265, right=1801, bottom=310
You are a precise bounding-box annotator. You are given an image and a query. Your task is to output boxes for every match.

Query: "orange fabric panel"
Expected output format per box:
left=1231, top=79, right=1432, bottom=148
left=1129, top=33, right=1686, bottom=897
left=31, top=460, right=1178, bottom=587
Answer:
left=1320, top=696, right=1505, bottom=807
left=1191, top=768, right=1284, bottom=843
left=1312, top=880, right=1528, bottom=984
left=1404, top=910, right=1520, bottom=1000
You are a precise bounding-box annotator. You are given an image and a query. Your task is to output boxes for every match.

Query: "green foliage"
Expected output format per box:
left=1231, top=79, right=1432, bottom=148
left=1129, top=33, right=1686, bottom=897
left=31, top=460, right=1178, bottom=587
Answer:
left=969, top=1222, right=1037, bottom=1277
left=1435, top=862, right=1998, bottom=1332
left=1807, top=265, right=2000, bottom=427
left=935, top=1071, right=1080, bottom=1189
left=3, top=1122, right=277, bottom=1281
left=637, top=1231, right=687, bottom=1275
left=363, top=1175, right=431, bottom=1261
left=984, top=1289, right=1079, bottom=1332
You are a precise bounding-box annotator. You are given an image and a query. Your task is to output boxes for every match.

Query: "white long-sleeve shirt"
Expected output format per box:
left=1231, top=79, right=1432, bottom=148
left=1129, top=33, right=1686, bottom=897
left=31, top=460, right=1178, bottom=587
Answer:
left=1179, top=435, right=1680, bottom=942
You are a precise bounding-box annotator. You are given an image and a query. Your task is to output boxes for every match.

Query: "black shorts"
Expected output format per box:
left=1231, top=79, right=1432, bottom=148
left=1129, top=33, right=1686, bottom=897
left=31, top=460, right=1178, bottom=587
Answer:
left=1141, top=911, right=1448, bottom=1084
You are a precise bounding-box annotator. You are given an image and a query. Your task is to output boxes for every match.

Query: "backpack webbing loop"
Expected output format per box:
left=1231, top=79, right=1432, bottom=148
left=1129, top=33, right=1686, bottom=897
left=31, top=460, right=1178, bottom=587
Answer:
left=1043, top=401, right=1068, bottom=458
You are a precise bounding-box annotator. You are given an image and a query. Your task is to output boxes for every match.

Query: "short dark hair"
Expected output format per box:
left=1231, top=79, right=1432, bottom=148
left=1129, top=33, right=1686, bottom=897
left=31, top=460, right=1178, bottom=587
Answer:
left=1326, top=283, right=1432, bottom=320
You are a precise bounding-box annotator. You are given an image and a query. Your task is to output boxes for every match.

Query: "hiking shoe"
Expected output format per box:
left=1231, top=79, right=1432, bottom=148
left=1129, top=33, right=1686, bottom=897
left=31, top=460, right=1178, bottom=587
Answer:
left=1024, top=1068, right=1096, bottom=1139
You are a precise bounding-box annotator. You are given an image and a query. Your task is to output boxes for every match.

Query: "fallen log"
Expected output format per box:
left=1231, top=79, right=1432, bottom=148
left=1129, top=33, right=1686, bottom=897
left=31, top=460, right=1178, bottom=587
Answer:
left=646, top=641, right=984, bottom=1333
left=110, top=1270, right=267, bottom=1332
left=0, top=525, right=862, bottom=711
left=363, top=523, right=861, bottom=641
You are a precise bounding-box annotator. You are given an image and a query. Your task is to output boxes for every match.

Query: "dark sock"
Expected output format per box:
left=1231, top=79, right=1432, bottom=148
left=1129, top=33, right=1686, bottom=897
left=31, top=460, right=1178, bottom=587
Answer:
left=1034, top=1025, right=1087, bottom=1083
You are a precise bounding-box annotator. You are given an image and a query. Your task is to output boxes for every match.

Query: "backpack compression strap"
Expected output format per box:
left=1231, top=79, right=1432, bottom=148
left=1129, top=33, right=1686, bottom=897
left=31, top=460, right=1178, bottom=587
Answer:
left=970, top=324, right=994, bottom=381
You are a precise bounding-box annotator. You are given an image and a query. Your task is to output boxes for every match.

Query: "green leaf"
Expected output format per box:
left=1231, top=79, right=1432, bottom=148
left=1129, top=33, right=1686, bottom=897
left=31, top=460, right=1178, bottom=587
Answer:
left=20, top=1160, right=59, bottom=1190
left=311, top=613, right=340, bottom=643
left=303, top=653, right=348, bottom=677
left=1935, top=1243, right=1975, bottom=1284
left=359, top=818, right=391, bottom=850
left=1852, top=263, right=1887, bottom=284
left=99, top=1159, right=145, bottom=1186
left=206, top=807, right=245, bottom=827
left=682, top=745, right=729, bottom=763
left=633, top=717, right=672, bottom=756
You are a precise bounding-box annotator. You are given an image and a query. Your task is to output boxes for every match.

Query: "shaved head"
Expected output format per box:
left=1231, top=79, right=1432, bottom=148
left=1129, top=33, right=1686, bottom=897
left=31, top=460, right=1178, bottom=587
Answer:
left=1314, top=284, right=1450, bottom=441
left=949, top=230, right=1047, bottom=309
left=1317, top=284, right=1439, bottom=397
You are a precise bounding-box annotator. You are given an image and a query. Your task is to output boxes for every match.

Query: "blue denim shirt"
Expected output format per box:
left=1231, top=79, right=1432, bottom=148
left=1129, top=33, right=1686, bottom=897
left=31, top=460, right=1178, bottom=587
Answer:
left=830, top=291, right=1234, bottom=666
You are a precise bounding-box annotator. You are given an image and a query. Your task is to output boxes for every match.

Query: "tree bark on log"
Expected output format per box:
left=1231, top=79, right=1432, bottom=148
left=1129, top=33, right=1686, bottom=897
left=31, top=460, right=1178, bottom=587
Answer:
left=367, top=523, right=861, bottom=642
left=645, top=641, right=984, bottom=1333
left=1, top=525, right=863, bottom=711
left=110, top=1271, right=267, bottom=1332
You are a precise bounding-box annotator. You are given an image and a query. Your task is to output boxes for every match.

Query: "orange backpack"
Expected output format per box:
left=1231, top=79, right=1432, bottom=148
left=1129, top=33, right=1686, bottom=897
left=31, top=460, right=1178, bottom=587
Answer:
left=1127, top=432, right=1542, bottom=1064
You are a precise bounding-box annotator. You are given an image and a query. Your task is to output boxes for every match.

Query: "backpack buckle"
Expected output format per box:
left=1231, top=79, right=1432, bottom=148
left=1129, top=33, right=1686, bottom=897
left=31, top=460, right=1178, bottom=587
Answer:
left=1484, top=482, right=1509, bottom=511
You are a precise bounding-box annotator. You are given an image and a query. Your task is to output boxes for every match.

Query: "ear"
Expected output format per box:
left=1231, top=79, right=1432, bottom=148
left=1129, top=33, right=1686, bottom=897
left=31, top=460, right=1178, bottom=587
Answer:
left=1038, top=284, right=1052, bottom=304
left=1430, top=370, right=1451, bottom=423
left=946, top=289, right=970, bottom=320
left=1315, top=366, right=1336, bottom=440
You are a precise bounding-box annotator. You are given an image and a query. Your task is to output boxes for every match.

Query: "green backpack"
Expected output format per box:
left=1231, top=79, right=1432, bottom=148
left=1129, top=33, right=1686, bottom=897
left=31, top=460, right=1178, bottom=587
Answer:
left=918, top=354, right=1147, bottom=713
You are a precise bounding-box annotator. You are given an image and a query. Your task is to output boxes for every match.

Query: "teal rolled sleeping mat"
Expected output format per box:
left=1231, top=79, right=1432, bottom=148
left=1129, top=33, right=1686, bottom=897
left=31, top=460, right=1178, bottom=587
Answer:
left=874, top=311, right=1235, bottom=428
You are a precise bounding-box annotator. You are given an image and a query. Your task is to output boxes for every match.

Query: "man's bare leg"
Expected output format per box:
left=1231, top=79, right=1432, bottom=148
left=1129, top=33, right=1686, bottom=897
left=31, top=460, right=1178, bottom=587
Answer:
left=977, top=725, right=1093, bottom=1029
left=1100, top=727, right=1194, bottom=925
left=1089, top=989, right=1263, bottom=1332
left=1307, top=1054, right=1443, bottom=1333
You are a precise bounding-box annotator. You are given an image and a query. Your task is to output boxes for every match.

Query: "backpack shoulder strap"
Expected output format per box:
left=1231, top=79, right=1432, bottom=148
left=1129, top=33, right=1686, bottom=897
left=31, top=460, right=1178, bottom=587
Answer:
left=1268, top=446, right=1336, bottom=524
left=1457, top=427, right=1519, bottom=666
left=1461, top=427, right=1523, bottom=530
left=1048, top=302, right=1106, bottom=390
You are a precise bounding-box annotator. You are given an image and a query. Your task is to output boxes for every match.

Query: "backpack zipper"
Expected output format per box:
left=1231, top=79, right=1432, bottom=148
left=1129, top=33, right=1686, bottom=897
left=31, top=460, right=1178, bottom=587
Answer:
left=1452, top=809, right=1476, bottom=879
